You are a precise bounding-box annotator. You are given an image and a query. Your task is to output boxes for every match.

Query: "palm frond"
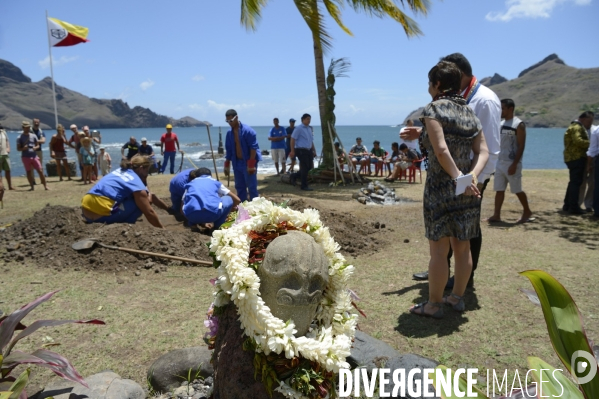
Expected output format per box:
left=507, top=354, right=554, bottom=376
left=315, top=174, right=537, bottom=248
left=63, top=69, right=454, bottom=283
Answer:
left=345, top=0, right=430, bottom=37
left=240, top=0, right=270, bottom=31
left=293, top=0, right=334, bottom=53
left=323, top=0, right=353, bottom=36
left=328, top=57, right=352, bottom=79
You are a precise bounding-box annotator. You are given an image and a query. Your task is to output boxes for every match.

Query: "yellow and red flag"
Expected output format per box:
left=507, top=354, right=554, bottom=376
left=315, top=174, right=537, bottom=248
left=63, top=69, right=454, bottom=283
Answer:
left=47, top=18, right=89, bottom=47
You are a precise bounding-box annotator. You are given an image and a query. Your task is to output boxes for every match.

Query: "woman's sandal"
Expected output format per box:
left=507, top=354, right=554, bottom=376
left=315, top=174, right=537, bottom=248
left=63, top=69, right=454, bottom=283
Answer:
left=409, top=301, right=444, bottom=319
left=443, top=293, right=465, bottom=312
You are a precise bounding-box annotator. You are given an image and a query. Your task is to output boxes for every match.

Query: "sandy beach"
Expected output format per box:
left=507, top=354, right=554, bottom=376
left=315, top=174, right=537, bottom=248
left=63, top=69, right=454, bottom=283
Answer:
left=1, top=170, right=597, bottom=393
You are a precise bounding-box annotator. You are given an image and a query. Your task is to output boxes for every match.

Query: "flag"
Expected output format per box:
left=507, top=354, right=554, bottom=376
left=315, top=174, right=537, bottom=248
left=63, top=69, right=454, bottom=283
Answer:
left=48, top=18, right=89, bottom=47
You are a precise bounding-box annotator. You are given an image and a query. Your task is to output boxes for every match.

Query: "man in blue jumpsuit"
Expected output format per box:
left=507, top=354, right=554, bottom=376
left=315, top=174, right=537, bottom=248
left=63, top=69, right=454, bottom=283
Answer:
left=223, top=109, right=262, bottom=202
left=169, top=168, right=199, bottom=216
left=182, top=168, right=241, bottom=230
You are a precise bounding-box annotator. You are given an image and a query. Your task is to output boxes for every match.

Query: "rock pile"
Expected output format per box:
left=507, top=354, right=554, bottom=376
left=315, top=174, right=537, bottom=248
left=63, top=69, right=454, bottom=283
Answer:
left=352, top=181, right=398, bottom=205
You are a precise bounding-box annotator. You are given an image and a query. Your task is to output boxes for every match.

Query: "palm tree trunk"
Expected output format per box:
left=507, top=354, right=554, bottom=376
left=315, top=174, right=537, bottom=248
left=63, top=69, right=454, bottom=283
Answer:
left=312, top=34, right=334, bottom=170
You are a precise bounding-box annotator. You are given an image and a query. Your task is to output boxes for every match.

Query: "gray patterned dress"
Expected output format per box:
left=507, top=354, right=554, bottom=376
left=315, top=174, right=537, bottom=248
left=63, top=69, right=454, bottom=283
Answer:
left=420, top=97, right=482, bottom=241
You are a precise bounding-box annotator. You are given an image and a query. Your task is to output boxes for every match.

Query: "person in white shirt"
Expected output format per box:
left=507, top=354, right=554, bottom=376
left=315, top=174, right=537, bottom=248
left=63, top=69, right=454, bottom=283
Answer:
left=587, top=124, right=599, bottom=217
left=399, top=119, right=420, bottom=152
left=580, top=124, right=598, bottom=212
left=403, top=53, right=501, bottom=288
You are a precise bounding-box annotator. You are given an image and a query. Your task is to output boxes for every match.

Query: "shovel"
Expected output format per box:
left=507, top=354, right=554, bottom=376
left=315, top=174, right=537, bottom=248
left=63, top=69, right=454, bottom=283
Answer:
left=72, top=238, right=213, bottom=266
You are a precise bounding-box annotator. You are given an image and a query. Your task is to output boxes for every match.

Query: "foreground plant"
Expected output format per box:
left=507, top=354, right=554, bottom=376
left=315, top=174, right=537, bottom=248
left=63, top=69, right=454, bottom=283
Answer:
left=434, top=270, right=599, bottom=399
left=0, top=290, right=105, bottom=399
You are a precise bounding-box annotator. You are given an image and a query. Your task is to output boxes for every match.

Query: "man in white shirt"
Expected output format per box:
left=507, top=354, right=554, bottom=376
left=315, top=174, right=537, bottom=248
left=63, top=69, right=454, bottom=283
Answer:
left=404, top=53, right=501, bottom=288
left=587, top=124, right=599, bottom=218
left=399, top=120, right=420, bottom=153
left=580, top=123, right=597, bottom=212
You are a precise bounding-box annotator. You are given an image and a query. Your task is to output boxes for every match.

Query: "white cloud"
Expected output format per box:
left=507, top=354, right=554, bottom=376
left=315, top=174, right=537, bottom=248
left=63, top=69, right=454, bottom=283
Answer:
left=486, top=0, right=591, bottom=22
left=192, top=75, right=205, bottom=81
left=38, top=55, right=79, bottom=69
left=140, top=79, right=155, bottom=91
left=349, top=104, right=364, bottom=113
left=207, top=100, right=255, bottom=111
left=189, top=103, right=204, bottom=110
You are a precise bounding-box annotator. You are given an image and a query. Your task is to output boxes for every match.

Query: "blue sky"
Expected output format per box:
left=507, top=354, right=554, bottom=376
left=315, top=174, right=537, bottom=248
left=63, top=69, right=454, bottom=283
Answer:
left=1, top=0, right=598, bottom=126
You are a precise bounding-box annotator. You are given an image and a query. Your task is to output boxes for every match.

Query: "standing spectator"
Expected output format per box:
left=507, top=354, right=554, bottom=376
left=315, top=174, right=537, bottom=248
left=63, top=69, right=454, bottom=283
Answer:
left=49, top=124, right=72, bottom=181
left=487, top=99, right=533, bottom=223
left=82, top=126, right=100, bottom=179
left=289, top=113, right=317, bottom=191
left=67, top=124, right=84, bottom=179
left=16, top=121, right=49, bottom=191
left=562, top=111, right=593, bottom=215
left=31, top=118, right=46, bottom=164
left=223, top=109, right=262, bottom=201
left=79, top=137, right=95, bottom=184
left=121, top=136, right=140, bottom=160
left=348, top=137, right=370, bottom=174
left=268, top=118, right=287, bottom=175
left=407, top=53, right=501, bottom=288
left=409, top=61, right=488, bottom=319
left=285, top=118, right=297, bottom=173
left=181, top=168, right=241, bottom=230
left=0, top=123, right=14, bottom=191
left=98, top=147, right=112, bottom=176
left=160, top=124, right=180, bottom=174
left=588, top=124, right=599, bottom=218
left=579, top=122, right=596, bottom=212
left=139, top=137, right=156, bottom=171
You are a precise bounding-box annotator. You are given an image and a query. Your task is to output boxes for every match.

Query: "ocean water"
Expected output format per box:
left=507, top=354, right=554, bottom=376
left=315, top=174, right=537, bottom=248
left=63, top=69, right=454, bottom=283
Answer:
left=3, top=125, right=566, bottom=177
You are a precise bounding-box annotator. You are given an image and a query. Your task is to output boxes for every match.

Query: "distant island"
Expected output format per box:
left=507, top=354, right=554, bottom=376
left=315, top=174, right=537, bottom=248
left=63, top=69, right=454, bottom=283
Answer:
left=403, top=54, right=599, bottom=128
left=0, top=59, right=211, bottom=130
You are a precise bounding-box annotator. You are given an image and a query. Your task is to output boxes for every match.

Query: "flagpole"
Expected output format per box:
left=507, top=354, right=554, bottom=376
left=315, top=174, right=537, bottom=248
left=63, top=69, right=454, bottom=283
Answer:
left=45, top=10, right=59, bottom=129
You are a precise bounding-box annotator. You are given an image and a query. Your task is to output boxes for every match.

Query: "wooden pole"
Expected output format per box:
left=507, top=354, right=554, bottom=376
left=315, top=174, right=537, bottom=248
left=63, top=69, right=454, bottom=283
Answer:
left=331, top=127, right=358, bottom=183
left=205, top=125, right=220, bottom=181
left=45, top=11, right=59, bottom=129
left=327, top=121, right=345, bottom=185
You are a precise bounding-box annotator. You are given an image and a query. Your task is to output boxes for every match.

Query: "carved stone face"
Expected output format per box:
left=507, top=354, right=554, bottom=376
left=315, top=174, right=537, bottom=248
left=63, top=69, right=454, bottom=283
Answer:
left=258, top=230, right=329, bottom=337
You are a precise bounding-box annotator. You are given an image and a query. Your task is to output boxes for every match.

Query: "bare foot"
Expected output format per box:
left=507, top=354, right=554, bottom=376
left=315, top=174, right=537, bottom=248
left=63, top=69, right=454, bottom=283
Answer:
left=485, top=217, right=502, bottom=223
left=9, top=187, right=15, bottom=190
left=44, top=186, right=50, bottom=190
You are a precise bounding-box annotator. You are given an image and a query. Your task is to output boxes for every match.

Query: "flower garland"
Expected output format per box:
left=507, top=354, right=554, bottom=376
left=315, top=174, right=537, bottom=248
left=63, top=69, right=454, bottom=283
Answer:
left=208, top=198, right=358, bottom=399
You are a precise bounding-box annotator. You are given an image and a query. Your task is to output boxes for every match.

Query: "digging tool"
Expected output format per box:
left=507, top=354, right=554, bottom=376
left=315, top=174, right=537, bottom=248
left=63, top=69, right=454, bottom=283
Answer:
left=177, top=151, right=185, bottom=173
left=72, top=238, right=213, bottom=266
left=205, top=125, right=220, bottom=181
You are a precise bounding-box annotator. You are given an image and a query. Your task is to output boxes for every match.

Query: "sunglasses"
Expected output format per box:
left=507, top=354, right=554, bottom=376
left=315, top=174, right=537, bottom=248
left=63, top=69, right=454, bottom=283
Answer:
left=225, top=115, right=238, bottom=123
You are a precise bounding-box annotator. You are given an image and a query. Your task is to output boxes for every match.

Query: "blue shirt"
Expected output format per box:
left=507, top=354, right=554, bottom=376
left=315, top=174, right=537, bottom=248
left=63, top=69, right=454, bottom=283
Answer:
left=170, top=168, right=193, bottom=199
left=225, top=122, right=262, bottom=162
left=269, top=126, right=287, bottom=150
left=285, top=126, right=294, bottom=150
left=291, top=124, right=313, bottom=149
left=182, top=175, right=229, bottom=215
left=139, top=144, right=154, bottom=156
left=17, top=133, right=38, bottom=158
left=88, top=168, right=147, bottom=204
left=32, top=128, right=45, bottom=150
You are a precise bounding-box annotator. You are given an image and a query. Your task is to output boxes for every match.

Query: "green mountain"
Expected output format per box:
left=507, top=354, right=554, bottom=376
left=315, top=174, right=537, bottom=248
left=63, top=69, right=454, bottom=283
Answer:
left=404, top=54, right=599, bottom=128
left=0, top=59, right=211, bottom=130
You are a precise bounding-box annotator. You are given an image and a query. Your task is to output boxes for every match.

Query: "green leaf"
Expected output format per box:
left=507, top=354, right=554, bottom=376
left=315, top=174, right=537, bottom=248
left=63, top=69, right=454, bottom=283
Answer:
left=0, top=391, right=12, bottom=399
left=520, top=270, right=599, bottom=399
left=527, top=357, right=583, bottom=399
left=8, top=368, right=29, bottom=399
left=432, top=365, right=488, bottom=399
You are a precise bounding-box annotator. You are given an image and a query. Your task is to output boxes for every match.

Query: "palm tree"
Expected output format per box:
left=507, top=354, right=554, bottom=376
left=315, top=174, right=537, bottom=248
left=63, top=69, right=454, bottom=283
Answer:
left=240, top=0, right=431, bottom=169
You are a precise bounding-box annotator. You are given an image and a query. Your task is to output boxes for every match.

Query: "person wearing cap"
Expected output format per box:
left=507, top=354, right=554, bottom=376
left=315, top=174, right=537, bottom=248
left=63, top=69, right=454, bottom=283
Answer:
left=268, top=118, right=287, bottom=175
left=49, top=124, right=72, bottom=181
left=223, top=109, right=262, bottom=201
left=0, top=122, right=14, bottom=193
left=138, top=137, right=156, bottom=172
left=160, top=124, right=180, bottom=174
left=182, top=168, right=241, bottom=230
left=285, top=118, right=297, bottom=173
left=289, top=113, right=317, bottom=191
left=349, top=137, right=370, bottom=174
left=16, top=121, right=49, bottom=190
left=121, top=136, right=140, bottom=160
left=81, top=155, right=164, bottom=228
left=98, top=147, right=112, bottom=176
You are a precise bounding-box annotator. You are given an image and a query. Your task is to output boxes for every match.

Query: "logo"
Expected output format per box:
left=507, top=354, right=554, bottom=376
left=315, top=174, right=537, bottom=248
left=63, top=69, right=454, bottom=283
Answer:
left=50, top=29, right=66, bottom=40
left=571, top=350, right=598, bottom=385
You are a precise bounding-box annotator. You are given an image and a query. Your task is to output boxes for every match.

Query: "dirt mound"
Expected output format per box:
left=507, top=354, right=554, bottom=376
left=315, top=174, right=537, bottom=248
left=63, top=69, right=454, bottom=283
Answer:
left=1, top=198, right=379, bottom=273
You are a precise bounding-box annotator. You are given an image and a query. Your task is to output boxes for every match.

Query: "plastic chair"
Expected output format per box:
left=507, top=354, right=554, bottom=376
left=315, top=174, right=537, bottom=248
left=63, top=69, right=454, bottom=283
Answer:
left=407, top=157, right=425, bottom=183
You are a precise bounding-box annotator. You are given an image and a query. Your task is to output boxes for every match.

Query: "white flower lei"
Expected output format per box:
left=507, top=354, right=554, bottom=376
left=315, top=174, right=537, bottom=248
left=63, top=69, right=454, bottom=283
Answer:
left=210, top=198, right=357, bottom=399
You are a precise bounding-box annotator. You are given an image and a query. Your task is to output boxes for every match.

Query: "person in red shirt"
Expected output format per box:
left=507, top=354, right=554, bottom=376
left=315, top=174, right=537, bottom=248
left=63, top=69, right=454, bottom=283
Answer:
left=160, top=124, right=181, bottom=174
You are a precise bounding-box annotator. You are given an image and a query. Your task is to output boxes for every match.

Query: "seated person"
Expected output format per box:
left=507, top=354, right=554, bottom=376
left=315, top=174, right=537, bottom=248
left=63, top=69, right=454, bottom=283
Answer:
left=370, top=140, right=386, bottom=176
left=385, top=144, right=421, bottom=182
left=181, top=168, right=241, bottom=230
left=169, top=168, right=203, bottom=216
left=81, top=155, right=164, bottom=228
left=348, top=137, right=369, bottom=173
left=384, top=142, right=401, bottom=177
left=334, top=142, right=346, bottom=167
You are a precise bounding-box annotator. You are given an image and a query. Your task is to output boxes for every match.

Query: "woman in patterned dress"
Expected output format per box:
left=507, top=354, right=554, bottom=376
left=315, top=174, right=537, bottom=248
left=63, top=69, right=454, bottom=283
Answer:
left=410, top=61, right=489, bottom=319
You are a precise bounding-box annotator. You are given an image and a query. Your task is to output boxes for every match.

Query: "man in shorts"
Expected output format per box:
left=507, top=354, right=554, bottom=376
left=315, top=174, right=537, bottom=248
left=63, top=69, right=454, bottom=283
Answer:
left=285, top=118, right=297, bottom=173
left=16, top=121, right=49, bottom=191
left=487, top=99, right=532, bottom=223
left=268, top=118, right=287, bottom=174
left=0, top=123, right=14, bottom=193
left=349, top=137, right=369, bottom=174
